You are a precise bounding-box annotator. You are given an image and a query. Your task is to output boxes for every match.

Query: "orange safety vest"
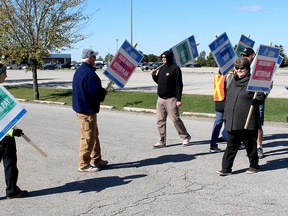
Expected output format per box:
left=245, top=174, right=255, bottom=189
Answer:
left=213, top=74, right=226, bottom=101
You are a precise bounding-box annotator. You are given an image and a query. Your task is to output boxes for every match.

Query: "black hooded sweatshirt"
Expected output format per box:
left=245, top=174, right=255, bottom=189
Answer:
left=152, top=50, right=183, bottom=101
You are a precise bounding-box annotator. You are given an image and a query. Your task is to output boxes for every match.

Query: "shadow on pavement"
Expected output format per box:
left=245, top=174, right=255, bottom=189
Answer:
left=24, top=174, right=147, bottom=198
left=108, top=153, right=195, bottom=169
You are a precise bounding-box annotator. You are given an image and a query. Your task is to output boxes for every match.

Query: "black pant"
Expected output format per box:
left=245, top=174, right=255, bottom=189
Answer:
left=222, top=130, right=259, bottom=172
left=0, top=137, right=21, bottom=197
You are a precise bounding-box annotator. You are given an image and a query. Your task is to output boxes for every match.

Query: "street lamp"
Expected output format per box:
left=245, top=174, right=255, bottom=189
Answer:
left=130, top=0, right=133, bottom=45
left=116, top=39, right=119, bottom=53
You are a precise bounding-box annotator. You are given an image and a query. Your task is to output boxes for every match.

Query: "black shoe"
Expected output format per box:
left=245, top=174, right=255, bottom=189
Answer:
left=216, top=170, right=232, bottom=176
left=217, top=137, right=226, bottom=142
left=7, top=190, right=28, bottom=199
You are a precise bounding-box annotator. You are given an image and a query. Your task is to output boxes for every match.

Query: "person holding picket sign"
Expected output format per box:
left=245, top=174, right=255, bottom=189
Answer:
left=151, top=50, right=191, bottom=148
left=72, top=49, right=108, bottom=172
left=240, top=47, right=268, bottom=159
left=0, top=63, right=28, bottom=199
left=209, top=70, right=234, bottom=153
left=216, top=57, right=265, bottom=176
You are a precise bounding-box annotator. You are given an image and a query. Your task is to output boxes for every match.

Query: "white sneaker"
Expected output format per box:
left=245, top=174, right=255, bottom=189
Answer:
left=78, top=165, right=100, bottom=172
left=182, top=136, right=191, bottom=146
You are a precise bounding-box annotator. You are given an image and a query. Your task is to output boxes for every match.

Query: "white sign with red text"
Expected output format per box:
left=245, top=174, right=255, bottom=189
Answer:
left=103, top=40, right=143, bottom=88
left=247, top=44, right=280, bottom=93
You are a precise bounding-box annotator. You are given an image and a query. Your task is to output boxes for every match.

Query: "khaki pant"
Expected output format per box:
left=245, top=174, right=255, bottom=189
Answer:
left=76, top=113, right=101, bottom=169
left=156, top=97, right=190, bottom=144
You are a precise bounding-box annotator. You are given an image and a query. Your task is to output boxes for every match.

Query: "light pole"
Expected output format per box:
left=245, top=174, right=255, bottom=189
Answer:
left=130, top=0, right=133, bottom=45
left=116, top=39, right=119, bottom=53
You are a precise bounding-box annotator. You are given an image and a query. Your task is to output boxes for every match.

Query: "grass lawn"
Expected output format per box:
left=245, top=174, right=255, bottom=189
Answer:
left=6, top=86, right=288, bottom=123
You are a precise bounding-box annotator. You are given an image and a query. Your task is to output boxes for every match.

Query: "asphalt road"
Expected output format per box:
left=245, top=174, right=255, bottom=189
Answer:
left=4, top=67, right=288, bottom=98
left=0, top=102, right=288, bottom=216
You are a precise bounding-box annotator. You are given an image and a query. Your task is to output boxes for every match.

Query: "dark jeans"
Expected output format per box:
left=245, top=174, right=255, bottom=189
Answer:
left=210, top=111, right=227, bottom=148
left=221, top=130, right=259, bottom=172
left=0, top=137, right=21, bottom=197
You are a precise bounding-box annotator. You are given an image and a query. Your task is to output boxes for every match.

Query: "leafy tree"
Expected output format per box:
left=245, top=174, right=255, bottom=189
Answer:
left=206, top=52, right=217, bottom=67
left=147, top=54, right=159, bottom=63
left=274, top=45, right=287, bottom=67
left=0, top=0, right=90, bottom=100
left=104, top=53, right=114, bottom=63
left=196, top=50, right=206, bottom=66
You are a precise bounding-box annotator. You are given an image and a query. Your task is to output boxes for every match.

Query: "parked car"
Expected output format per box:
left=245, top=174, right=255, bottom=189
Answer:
left=184, top=63, right=201, bottom=68
left=95, top=62, right=103, bottom=70
left=17, top=64, right=29, bottom=69
left=70, top=64, right=81, bottom=70
left=42, top=63, right=57, bottom=70
left=152, top=62, right=163, bottom=69
left=6, top=64, right=13, bottom=69
left=141, top=63, right=149, bottom=71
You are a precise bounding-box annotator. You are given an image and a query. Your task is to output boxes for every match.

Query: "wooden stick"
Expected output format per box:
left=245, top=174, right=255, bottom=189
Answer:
left=244, top=92, right=257, bottom=129
left=14, top=126, right=48, bottom=157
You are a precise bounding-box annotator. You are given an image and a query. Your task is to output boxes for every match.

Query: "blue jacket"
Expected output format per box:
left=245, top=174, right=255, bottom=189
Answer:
left=72, top=62, right=106, bottom=114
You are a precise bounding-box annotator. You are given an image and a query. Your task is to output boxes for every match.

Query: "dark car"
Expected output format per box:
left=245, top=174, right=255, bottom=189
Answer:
left=184, top=63, right=201, bottom=68
left=42, top=63, right=57, bottom=70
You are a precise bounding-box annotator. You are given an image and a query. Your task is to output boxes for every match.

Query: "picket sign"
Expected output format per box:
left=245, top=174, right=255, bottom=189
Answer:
left=104, top=42, right=143, bottom=90
left=244, top=43, right=280, bottom=129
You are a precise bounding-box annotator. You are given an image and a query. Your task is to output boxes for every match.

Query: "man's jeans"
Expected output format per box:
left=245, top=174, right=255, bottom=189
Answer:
left=210, top=111, right=227, bottom=148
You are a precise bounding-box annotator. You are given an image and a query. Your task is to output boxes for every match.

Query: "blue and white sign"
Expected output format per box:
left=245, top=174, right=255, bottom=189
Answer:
left=247, top=44, right=280, bottom=92
left=235, top=34, right=255, bottom=57
left=208, top=32, right=237, bottom=75
left=0, top=85, right=27, bottom=141
left=170, top=35, right=199, bottom=67
left=104, top=40, right=144, bottom=88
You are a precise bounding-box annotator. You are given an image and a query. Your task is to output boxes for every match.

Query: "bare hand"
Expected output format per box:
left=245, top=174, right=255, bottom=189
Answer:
left=151, top=69, right=157, bottom=75
left=176, top=101, right=182, bottom=107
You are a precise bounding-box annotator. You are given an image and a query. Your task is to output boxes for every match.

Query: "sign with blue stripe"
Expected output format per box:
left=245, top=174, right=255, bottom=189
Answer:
left=209, top=32, right=237, bottom=75
left=0, top=85, right=27, bottom=141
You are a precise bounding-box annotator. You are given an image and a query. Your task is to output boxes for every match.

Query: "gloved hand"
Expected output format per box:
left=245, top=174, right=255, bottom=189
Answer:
left=12, top=129, right=23, bottom=137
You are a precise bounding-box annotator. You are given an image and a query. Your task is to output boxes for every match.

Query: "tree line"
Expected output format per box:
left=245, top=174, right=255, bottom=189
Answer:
left=136, top=44, right=288, bottom=67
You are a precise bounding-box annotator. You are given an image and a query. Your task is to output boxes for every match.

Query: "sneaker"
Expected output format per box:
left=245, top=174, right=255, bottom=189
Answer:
left=6, top=190, right=28, bottom=199
left=209, top=147, right=221, bottom=153
left=239, top=143, right=246, bottom=150
left=182, top=136, right=191, bottom=146
left=216, top=170, right=232, bottom=176
left=78, top=164, right=100, bottom=172
left=153, top=142, right=166, bottom=148
left=257, top=147, right=264, bottom=159
left=90, top=160, right=108, bottom=168
left=246, top=167, right=260, bottom=174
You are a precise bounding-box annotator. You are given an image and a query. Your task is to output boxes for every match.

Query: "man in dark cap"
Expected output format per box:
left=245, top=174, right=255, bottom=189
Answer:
left=0, top=62, right=27, bottom=199
left=240, top=47, right=256, bottom=65
left=72, top=49, right=108, bottom=172
left=150, top=50, right=191, bottom=148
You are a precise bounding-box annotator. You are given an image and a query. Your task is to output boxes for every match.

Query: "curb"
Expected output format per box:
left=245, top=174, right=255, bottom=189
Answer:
left=123, top=106, right=216, bottom=118
left=123, top=107, right=156, bottom=113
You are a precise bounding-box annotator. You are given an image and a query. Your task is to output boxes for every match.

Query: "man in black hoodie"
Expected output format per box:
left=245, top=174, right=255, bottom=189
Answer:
left=151, top=50, right=191, bottom=148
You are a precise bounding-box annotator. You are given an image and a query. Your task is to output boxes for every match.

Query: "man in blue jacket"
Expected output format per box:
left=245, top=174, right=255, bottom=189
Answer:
left=72, top=49, right=108, bottom=172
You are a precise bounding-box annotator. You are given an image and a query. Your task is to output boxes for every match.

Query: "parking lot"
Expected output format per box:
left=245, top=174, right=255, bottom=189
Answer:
left=4, top=67, right=288, bottom=99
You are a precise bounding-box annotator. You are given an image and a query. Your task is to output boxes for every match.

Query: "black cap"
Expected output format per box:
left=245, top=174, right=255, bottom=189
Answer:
left=240, top=47, right=255, bottom=57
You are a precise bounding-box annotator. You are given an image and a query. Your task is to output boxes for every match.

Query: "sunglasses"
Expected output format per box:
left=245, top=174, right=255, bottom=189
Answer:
left=235, top=67, right=245, bottom=70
